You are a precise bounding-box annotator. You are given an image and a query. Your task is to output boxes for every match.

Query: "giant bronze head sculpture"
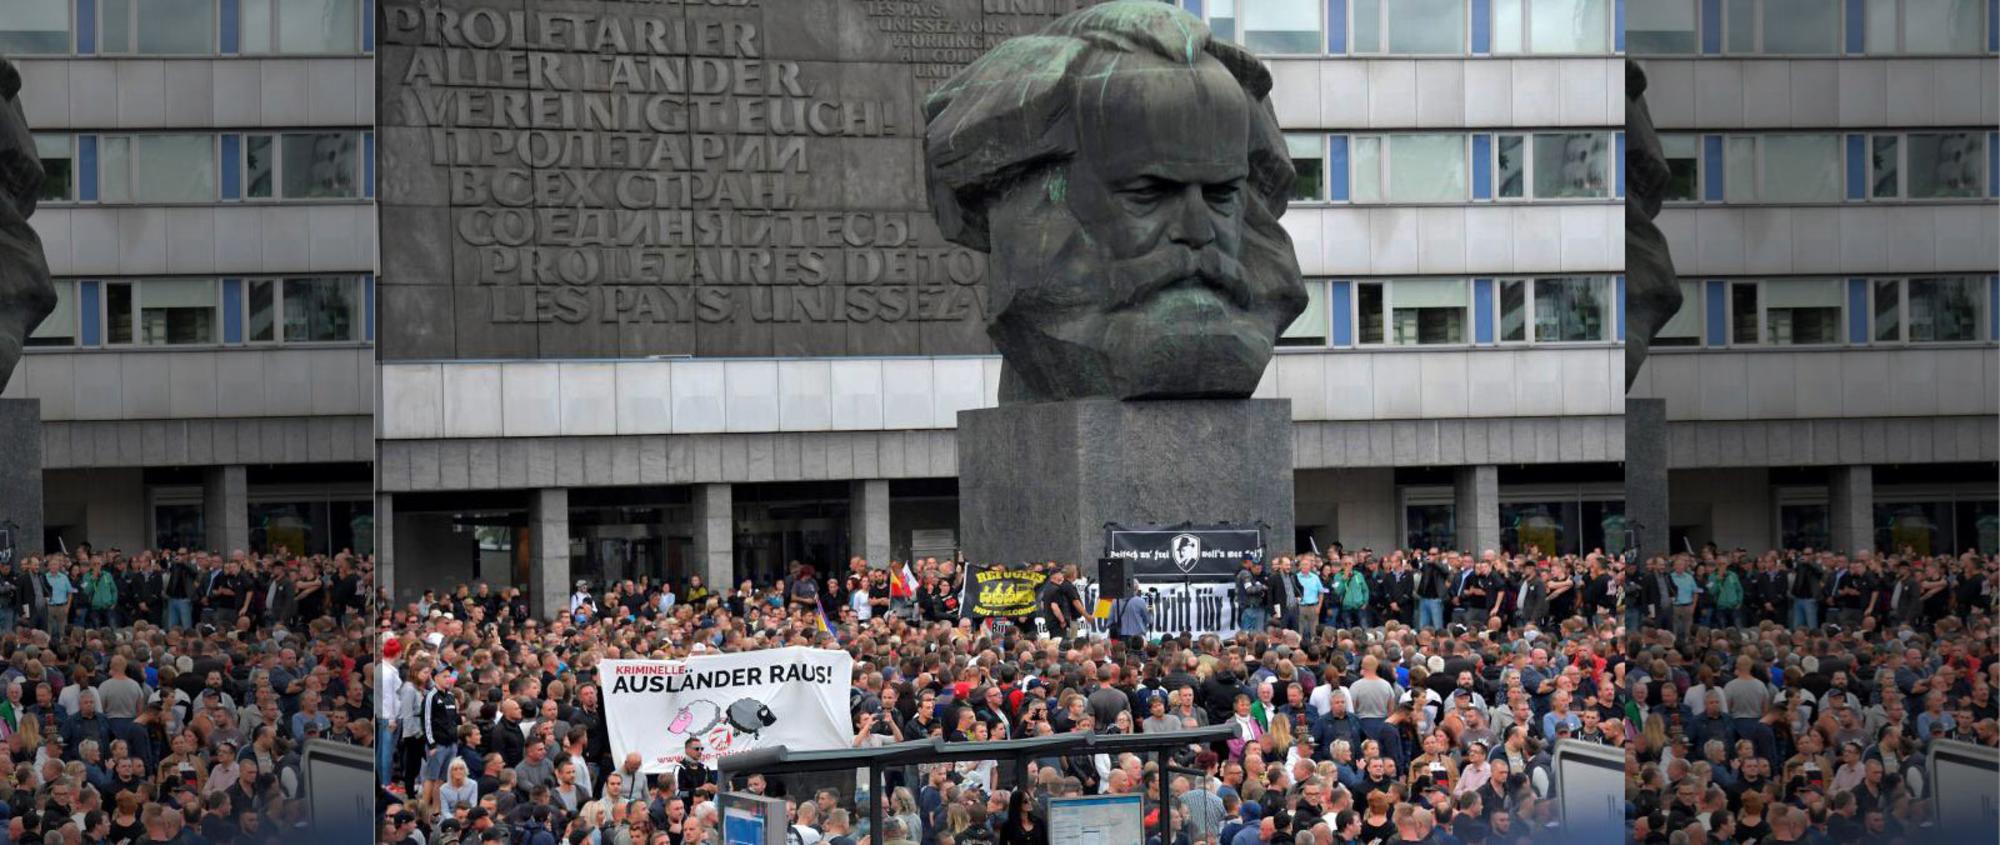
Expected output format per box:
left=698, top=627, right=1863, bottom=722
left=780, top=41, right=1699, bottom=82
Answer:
left=1624, top=60, right=1681, bottom=390
left=922, top=1, right=1306, bottom=403
left=0, top=57, right=55, bottom=391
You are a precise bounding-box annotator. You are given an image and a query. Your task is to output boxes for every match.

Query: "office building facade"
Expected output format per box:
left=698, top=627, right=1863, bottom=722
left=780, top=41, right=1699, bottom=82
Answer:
left=1626, top=0, right=1999, bottom=554
left=374, top=0, right=1627, bottom=611
left=2, top=0, right=377, bottom=555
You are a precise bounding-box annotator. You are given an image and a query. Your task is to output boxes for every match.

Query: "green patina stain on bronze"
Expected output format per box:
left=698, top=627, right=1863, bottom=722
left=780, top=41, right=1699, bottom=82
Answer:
left=1045, top=170, right=1066, bottom=203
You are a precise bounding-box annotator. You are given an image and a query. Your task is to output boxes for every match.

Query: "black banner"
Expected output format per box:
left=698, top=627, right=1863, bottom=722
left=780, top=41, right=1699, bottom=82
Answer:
left=959, top=567, right=1048, bottom=621
left=1105, top=527, right=1265, bottom=581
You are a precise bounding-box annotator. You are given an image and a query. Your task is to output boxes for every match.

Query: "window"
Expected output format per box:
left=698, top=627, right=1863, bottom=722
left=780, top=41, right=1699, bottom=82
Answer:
left=1873, top=279, right=1901, bottom=341
left=1761, top=0, right=1842, bottom=52
left=1533, top=277, right=1610, bottom=341
left=102, top=280, right=217, bottom=345
left=1492, top=0, right=1612, bottom=53
left=1880, top=0, right=1985, bottom=53
left=1355, top=0, right=1467, bottom=54
left=1498, top=278, right=1610, bottom=342
left=1242, top=0, right=1319, bottom=53
left=1532, top=133, right=1612, bottom=198
left=1280, top=280, right=1328, bottom=346
left=1723, top=137, right=1756, bottom=203
left=1351, top=134, right=1466, bottom=202
left=1872, top=135, right=1901, bottom=198
left=1730, top=282, right=1759, bottom=344
left=239, top=132, right=361, bottom=200
left=1762, top=279, right=1843, bottom=345
left=1405, top=504, right=1455, bottom=550
left=247, top=135, right=275, bottom=199
left=1907, top=277, right=1981, bottom=341
left=1388, top=278, right=1467, bottom=345
left=101, top=135, right=216, bottom=203
left=247, top=277, right=363, bottom=343
left=1627, top=0, right=1699, bottom=53
left=1209, top=0, right=1237, bottom=42
left=1659, top=135, right=1700, bottom=201
left=34, top=135, right=72, bottom=202
left=282, top=277, right=360, bottom=342
left=242, top=0, right=363, bottom=54
left=1653, top=281, right=1703, bottom=347
left=1725, top=0, right=1843, bottom=53
left=1499, top=280, right=1528, bottom=341
left=1352, top=137, right=1382, bottom=202
left=138, top=279, right=217, bottom=345
left=249, top=280, right=277, bottom=342
left=1356, top=281, right=1385, bottom=344
left=1493, top=133, right=1612, bottom=199
left=1496, top=135, right=1525, bottom=199
left=105, top=282, right=133, bottom=344
left=1780, top=504, right=1830, bottom=551
left=0, top=0, right=70, bottom=54
left=279, top=133, right=361, bottom=198
left=1760, top=134, right=1842, bottom=203
left=26, top=281, right=75, bottom=346
left=1286, top=134, right=1325, bottom=201
left=1906, top=132, right=1985, bottom=198
left=101, top=0, right=214, bottom=54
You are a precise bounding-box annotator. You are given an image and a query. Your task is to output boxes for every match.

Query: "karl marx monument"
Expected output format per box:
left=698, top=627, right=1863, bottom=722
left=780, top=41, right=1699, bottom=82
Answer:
left=926, top=2, right=1306, bottom=571
left=1622, top=59, right=1682, bottom=563
left=0, top=57, right=58, bottom=556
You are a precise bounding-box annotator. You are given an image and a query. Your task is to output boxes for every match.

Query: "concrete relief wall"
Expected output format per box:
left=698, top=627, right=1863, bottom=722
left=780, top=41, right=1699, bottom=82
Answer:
left=374, top=0, right=1097, bottom=360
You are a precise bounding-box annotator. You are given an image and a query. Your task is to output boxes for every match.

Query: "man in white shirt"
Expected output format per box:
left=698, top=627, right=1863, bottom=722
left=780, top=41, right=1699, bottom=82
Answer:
left=377, top=657, right=401, bottom=787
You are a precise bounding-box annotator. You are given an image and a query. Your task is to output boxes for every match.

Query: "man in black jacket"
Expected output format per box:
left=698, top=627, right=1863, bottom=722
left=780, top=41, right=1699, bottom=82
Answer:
left=676, top=737, right=715, bottom=798
left=1415, top=554, right=1452, bottom=630
left=421, top=669, right=463, bottom=806
left=1788, top=552, right=1823, bottom=630
left=1234, top=559, right=1269, bottom=632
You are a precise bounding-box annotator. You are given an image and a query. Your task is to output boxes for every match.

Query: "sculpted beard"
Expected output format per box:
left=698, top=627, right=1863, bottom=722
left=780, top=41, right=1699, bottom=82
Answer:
left=985, top=169, right=1294, bottom=400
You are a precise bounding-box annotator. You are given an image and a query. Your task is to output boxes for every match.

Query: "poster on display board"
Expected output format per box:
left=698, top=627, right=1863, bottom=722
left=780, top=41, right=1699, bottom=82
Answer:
left=1049, top=794, right=1145, bottom=845
left=600, top=647, right=854, bottom=774
left=1081, top=579, right=1240, bottom=639
left=1105, top=527, right=1264, bottom=580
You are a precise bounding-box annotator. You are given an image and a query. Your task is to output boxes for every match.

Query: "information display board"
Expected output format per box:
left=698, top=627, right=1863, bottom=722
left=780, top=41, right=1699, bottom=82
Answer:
left=721, top=792, right=786, bottom=845
left=1048, top=794, right=1144, bottom=845
left=1551, top=738, right=1624, bottom=845
left=301, top=739, right=374, bottom=843
left=1929, top=738, right=2000, bottom=839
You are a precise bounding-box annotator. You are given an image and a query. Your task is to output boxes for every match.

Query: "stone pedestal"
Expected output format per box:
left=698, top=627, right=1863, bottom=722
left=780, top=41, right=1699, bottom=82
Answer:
left=0, top=399, right=42, bottom=557
left=957, top=398, right=1295, bottom=576
left=1626, top=398, right=1670, bottom=562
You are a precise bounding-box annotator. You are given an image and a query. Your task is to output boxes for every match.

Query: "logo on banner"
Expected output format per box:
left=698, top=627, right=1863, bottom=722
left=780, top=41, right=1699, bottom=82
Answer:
left=1172, top=534, right=1201, bottom=573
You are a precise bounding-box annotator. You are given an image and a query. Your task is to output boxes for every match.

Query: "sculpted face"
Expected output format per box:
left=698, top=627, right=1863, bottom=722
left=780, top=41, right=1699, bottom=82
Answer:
left=983, top=62, right=1279, bottom=400
left=924, top=2, right=1305, bottom=402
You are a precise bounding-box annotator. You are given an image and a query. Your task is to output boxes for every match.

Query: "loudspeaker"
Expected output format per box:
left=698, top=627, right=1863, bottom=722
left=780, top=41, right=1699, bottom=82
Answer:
left=1097, top=557, right=1126, bottom=599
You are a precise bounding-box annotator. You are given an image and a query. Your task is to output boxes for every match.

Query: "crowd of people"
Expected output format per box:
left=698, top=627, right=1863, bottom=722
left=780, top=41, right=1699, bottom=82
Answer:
left=377, top=547, right=1633, bottom=845
left=0, top=544, right=375, bottom=845
left=1625, top=547, right=1999, bottom=845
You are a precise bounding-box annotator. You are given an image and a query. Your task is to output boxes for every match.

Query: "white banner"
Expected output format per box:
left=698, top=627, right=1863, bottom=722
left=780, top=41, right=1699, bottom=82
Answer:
left=601, top=647, right=855, bottom=774
left=1082, top=580, right=1240, bottom=639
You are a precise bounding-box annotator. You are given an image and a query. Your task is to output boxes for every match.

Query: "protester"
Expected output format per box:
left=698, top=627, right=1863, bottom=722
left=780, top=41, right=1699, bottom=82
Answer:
left=0, top=545, right=373, bottom=845
left=1626, top=546, right=1999, bottom=845
left=381, top=546, right=1630, bottom=845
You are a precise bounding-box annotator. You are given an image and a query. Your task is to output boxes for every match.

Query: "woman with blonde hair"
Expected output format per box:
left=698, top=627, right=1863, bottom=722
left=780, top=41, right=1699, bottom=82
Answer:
left=1642, top=714, right=1668, bottom=758
left=438, top=757, right=478, bottom=819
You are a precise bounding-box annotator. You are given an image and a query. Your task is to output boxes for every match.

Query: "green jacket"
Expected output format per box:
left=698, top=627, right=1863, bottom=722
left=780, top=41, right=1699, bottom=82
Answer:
left=86, top=571, right=117, bottom=609
left=1338, top=572, right=1370, bottom=609
left=1709, top=570, right=1743, bottom=609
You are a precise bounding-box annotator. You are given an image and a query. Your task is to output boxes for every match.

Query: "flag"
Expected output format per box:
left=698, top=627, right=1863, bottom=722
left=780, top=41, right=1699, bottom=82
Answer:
left=890, top=561, right=916, bottom=599
left=815, top=596, right=835, bottom=637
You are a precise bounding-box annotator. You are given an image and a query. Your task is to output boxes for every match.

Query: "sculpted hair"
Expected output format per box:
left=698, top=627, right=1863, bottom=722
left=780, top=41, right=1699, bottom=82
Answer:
left=920, top=1, right=1294, bottom=252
